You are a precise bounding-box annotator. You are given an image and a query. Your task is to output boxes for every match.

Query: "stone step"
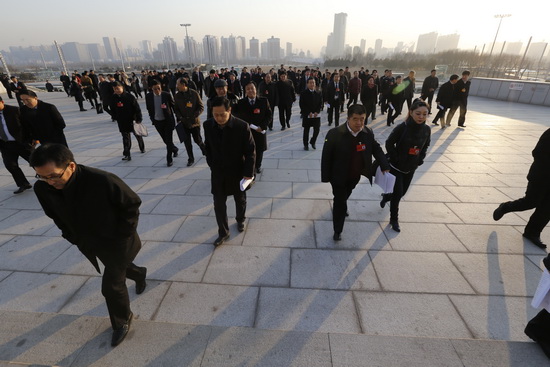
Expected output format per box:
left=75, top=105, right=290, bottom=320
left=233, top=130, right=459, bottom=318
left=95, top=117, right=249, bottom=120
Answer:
left=1, top=310, right=548, bottom=367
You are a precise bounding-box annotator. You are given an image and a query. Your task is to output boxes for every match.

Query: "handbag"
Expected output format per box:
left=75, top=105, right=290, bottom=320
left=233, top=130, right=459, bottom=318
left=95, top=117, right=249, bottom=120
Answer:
left=133, top=122, right=148, bottom=137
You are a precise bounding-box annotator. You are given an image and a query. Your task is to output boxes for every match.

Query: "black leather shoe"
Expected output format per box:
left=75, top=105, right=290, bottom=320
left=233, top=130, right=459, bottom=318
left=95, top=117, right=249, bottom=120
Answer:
left=214, top=234, right=229, bottom=247
left=380, top=194, right=391, bottom=208
left=281, top=126, right=286, bottom=131
left=493, top=203, right=506, bottom=221
left=187, top=160, right=194, bottom=167
left=140, top=149, right=146, bottom=153
left=458, top=124, right=466, bottom=128
left=135, top=267, right=147, bottom=295
left=14, top=184, right=32, bottom=194
left=390, top=220, right=401, bottom=232
left=256, top=167, right=262, bottom=174
left=237, top=222, right=245, bottom=232
left=523, top=233, right=547, bottom=249
left=304, top=146, right=309, bottom=151
left=310, top=143, right=316, bottom=150
left=111, top=312, right=133, bottom=347
left=122, top=156, right=131, bottom=161
left=173, top=149, right=178, bottom=158
left=167, top=161, right=173, bottom=167
left=333, top=232, right=342, bottom=241
left=286, top=122, right=290, bottom=128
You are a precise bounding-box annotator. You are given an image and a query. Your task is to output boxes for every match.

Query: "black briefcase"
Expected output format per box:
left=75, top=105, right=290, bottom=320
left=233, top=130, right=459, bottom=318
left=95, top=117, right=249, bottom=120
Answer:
left=96, top=103, right=104, bottom=114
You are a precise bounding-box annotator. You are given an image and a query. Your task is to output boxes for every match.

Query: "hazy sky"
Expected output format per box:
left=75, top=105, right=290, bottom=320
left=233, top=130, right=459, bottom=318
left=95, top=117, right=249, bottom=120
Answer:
left=2, top=0, right=548, bottom=55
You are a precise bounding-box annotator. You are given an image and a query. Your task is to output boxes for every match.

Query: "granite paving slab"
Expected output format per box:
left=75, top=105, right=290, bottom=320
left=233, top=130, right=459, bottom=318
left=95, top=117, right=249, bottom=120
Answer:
left=242, top=218, right=315, bottom=248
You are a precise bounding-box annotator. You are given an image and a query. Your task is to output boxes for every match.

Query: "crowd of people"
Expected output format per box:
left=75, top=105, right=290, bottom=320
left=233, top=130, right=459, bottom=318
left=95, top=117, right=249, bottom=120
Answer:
left=1, top=64, right=548, bottom=356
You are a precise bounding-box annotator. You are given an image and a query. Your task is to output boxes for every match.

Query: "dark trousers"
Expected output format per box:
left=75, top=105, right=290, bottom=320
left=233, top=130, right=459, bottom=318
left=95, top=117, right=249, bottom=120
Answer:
left=446, top=101, right=467, bottom=126
left=96, top=235, right=145, bottom=330
left=121, top=132, right=145, bottom=156
left=432, top=106, right=449, bottom=125
left=387, top=101, right=403, bottom=125
left=0, top=140, right=32, bottom=187
left=153, top=120, right=177, bottom=162
left=380, top=94, right=388, bottom=113
left=2, top=83, right=13, bottom=98
left=347, top=93, right=359, bottom=108
left=363, top=101, right=376, bottom=122
left=389, top=168, right=416, bottom=221
left=303, top=123, right=320, bottom=147
left=500, top=179, right=550, bottom=237
left=278, top=104, right=292, bottom=127
left=213, top=191, right=247, bottom=237
left=328, top=102, right=341, bottom=126
left=182, top=126, right=205, bottom=161
left=331, top=177, right=360, bottom=233
left=422, top=92, right=435, bottom=112
left=256, top=149, right=264, bottom=169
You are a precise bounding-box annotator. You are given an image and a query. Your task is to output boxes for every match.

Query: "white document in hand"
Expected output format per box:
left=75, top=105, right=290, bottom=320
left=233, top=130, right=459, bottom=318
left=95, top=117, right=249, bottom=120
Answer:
left=532, top=268, right=550, bottom=310
left=240, top=177, right=254, bottom=191
left=374, top=167, right=396, bottom=194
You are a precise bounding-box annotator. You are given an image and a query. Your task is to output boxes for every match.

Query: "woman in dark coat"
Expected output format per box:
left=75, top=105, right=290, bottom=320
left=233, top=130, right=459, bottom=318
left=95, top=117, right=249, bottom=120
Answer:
left=233, top=81, right=271, bottom=174
left=69, top=76, right=86, bottom=111
left=381, top=99, right=431, bottom=232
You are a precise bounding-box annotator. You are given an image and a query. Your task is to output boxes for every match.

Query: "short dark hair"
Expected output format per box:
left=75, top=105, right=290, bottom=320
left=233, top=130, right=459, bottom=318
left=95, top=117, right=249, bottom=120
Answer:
left=431, top=69, right=436, bottom=73
left=29, top=144, right=75, bottom=168
left=177, top=77, right=188, bottom=86
left=211, top=96, right=231, bottom=110
left=450, top=74, right=459, bottom=81
left=347, top=104, right=366, bottom=117
left=462, top=70, right=470, bottom=76
left=150, top=80, right=161, bottom=87
left=244, top=81, right=257, bottom=88
left=19, top=90, right=37, bottom=98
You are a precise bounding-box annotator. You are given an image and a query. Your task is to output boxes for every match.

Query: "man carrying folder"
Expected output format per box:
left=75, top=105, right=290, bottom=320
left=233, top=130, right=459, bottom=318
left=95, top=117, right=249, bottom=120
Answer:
left=321, top=104, right=390, bottom=241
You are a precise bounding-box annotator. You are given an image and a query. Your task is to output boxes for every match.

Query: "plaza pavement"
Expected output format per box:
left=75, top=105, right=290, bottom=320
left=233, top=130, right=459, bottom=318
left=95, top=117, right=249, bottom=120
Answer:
left=0, top=89, right=549, bottom=366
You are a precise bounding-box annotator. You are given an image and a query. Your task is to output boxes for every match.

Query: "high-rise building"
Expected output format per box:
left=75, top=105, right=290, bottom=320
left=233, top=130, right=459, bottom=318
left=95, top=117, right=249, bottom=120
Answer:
left=267, top=36, right=281, bottom=60
left=416, top=32, right=438, bottom=54
left=162, top=36, right=178, bottom=63
left=250, top=37, right=260, bottom=59
left=325, top=12, right=347, bottom=58
left=374, top=39, right=382, bottom=55
left=202, top=35, right=220, bottom=64
left=183, top=37, right=199, bottom=62
left=286, top=42, right=293, bottom=58
left=141, top=40, right=153, bottom=59
left=435, top=33, right=460, bottom=53
left=360, top=39, right=366, bottom=54
left=236, top=36, right=246, bottom=60
left=61, top=42, right=89, bottom=63
left=87, top=43, right=107, bottom=62
left=526, top=42, right=548, bottom=61
left=102, top=37, right=117, bottom=60
left=261, top=42, right=268, bottom=59
left=504, top=42, right=522, bottom=55
left=114, top=38, right=124, bottom=60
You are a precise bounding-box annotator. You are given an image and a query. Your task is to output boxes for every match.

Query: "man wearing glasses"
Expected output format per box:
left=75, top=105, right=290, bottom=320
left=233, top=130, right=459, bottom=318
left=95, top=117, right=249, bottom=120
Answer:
left=30, top=144, right=147, bottom=347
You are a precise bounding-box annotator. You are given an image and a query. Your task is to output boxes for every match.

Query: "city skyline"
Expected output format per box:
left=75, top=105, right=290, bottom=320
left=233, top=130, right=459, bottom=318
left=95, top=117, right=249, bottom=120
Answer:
left=2, top=0, right=548, bottom=58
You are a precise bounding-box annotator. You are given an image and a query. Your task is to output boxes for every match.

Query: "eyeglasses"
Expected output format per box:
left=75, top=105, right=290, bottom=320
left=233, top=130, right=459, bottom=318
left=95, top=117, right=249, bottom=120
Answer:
left=35, top=165, right=69, bottom=181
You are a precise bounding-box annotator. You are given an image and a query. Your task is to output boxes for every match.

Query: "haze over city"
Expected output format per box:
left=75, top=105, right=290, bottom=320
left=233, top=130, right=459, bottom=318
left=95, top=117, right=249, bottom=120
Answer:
left=2, top=0, right=548, bottom=60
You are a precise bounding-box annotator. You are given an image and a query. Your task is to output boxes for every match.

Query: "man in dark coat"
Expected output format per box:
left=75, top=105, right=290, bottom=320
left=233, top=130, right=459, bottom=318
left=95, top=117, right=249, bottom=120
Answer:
left=206, top=79, right=238, bottom=120
left=227, top=73, right=242, bottom=98
left=275, top=72, right=296, bottom=130
left=204, top=70, right=219, bottom=99
left=446, top=70, right=471, bottom=127
left=203, top=96, right=255, bottom=247
left=110, top=82, right=145, bottom=160
left=299, top=78, right=323, bottom=150
left=493, top=128, right=550, bottom=249
left=192, top=67, right=204, bottom=98
left=258, top=74, right=278, bottom=130
left=234, top=82, right=270, bottom=174
left=240, top=67, right=251, bottom=88
left=421, top=69, right=439, bottom=113
left=347, top=71, right=362, bottom=109
left=19, top=91, right=68, bottom=147
left=431, top=74, right=458, bottom=127
left=145, top=80, right=178, bottom=166
left=0, top=96, right=33, bottom=194
left=98, top=74, right=115, bottom=118
left=174, top=78, right=206, bottom=166
left=322, top=104, right=390, bottom=240
left=9, top=76, right=28, bottom=106
left=326, top=73, right=345, bottom=127
left=30, top=143, right=146, bottom=347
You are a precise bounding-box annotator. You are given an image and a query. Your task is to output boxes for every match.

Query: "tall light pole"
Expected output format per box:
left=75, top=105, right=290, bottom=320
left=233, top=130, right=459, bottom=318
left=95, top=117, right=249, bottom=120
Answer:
left=180, top=23, right=192, bottom=65
left=488, top=14, right=511, bottom=58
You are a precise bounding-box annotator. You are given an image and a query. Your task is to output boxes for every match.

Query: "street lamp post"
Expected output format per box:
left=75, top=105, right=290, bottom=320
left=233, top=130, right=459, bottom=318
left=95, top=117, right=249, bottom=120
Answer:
left=488, top=14, right=511, bottom=76
left=180, top=23, right=192, bottom=65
